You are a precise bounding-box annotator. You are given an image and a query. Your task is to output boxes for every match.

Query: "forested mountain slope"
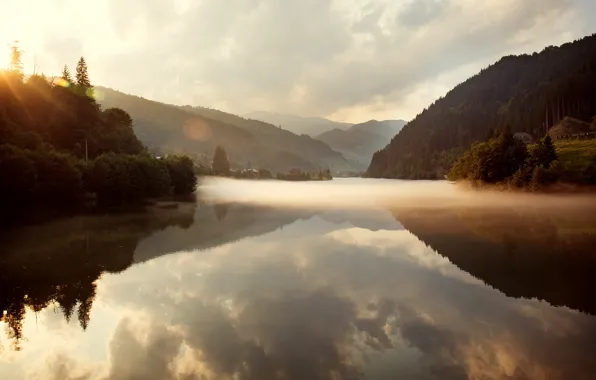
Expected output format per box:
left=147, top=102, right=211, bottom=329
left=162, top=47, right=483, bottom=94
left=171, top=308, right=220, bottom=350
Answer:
left=245, top=111, right=353, bottom=136
left=317, top=120, right=406, bottom=169
left=98, top=88, right=348, bottom=172
left=180, top=105, right=348, bottom=170
left=366, top=33, right=596, bottom=179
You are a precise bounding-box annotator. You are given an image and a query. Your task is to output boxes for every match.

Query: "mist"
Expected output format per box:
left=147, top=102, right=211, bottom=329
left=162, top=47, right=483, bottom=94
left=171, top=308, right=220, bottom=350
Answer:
left=198, top=177, right=596, bottom=211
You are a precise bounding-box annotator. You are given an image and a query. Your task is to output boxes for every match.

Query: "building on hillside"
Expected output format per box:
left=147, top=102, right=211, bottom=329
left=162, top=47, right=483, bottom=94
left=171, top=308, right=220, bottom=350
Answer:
left=513, top=132, right=534, bottom=145
left=547, top=116, right=593, bottom=140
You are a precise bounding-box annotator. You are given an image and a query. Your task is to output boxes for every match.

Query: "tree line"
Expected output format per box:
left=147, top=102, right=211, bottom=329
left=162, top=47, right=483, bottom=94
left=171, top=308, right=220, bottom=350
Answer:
left=0, top=42, right=197, bottom=218
left=207, top=144, right=332, bottom=181
left=447, top=129, right=562, bottom=190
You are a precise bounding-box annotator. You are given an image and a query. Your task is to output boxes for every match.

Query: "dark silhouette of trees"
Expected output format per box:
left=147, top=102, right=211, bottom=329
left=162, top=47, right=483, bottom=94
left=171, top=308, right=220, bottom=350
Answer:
left=0, top=203, right=197, bottom=350
left=165, top=155, right=198, bottom=195
left=448, top=131, right=561, bottom=190
left=0, top=48, right=197, bottom=218
left=61, top=64, right=73, bottom=83
left=75, top=56, right=91, bottom=89
left=212, top=145, right=231, bottom=176
left=367, top=33, right=596, bottom=179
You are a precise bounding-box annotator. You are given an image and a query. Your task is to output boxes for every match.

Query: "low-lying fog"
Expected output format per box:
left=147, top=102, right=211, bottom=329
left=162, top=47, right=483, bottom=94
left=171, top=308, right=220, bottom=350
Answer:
left=199, top=177, right=596, bottom=211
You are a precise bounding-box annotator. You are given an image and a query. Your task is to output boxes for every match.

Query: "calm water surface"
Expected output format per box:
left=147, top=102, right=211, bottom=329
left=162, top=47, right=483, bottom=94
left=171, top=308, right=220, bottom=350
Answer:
left=1, top=179, right=596, bottom=379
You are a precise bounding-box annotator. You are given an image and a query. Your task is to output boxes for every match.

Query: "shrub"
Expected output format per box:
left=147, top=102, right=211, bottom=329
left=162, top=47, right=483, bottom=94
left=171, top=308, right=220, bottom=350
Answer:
left=165, top=155, right=197, bottom=195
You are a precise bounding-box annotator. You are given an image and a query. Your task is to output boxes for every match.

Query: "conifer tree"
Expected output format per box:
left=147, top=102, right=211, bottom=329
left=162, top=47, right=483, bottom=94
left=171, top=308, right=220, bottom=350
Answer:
left=75, top=57, right=91, bottom=89
left=8, top=41, right=24, bottom=80
left=61, top=64, right=73, bottom=83
left=212, top=145, right=231, bottom=176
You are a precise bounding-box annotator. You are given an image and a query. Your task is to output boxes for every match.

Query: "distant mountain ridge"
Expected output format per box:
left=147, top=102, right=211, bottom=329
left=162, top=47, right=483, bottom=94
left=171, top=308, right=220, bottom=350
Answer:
left=366, top=33, right=596, bottom=179
left=316, top=120, right=406, bottom=170
left=245, top=111, right=353, bottom=136
left=97, top=88, right=350, bottom=173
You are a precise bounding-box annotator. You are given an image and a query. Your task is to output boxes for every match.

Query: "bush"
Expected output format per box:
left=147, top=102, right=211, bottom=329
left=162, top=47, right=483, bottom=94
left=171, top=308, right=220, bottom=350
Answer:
left=133, top=155, right=171, bottom=197
left=164, top=155, right=197, bottom=195
left=88, top=153, right=195, bottom=205
left=25, top=149, right=82, bottom=205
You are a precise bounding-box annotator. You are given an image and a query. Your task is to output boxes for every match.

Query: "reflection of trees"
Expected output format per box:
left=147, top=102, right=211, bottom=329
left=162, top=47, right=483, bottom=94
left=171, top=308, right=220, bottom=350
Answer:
left=214, top=203, right=229, bottom=222
left=0, top=201, right=196, bottom=350
left=394, top=206, right=596, bottom=315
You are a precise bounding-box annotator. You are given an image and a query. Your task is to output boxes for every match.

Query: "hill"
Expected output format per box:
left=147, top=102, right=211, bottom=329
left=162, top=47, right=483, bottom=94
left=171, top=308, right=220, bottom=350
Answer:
left=554, top=139, right=596, bottom=183
left=97, top=88, right=349, bottom=172
left=316, top=120, right=406, bottom=170
left=179, top=105, right=349, bottom=171
left=245, top=111, right=353, bottom=136
left=366, top=33, right=596, bottom=179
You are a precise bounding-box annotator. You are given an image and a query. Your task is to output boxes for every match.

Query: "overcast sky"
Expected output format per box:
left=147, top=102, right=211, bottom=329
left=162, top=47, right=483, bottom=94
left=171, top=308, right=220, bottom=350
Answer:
left=1, top=0, right=595, bottom=122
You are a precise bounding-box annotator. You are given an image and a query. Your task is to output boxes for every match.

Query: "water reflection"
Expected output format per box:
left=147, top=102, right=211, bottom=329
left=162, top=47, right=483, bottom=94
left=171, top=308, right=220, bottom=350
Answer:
left=1, top=180, right=596, bottom=379
left=395, top=206, right=596, bottom=314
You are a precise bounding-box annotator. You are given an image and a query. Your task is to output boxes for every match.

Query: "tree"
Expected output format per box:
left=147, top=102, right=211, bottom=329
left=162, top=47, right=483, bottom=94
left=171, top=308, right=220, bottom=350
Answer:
left=75, top=57, right=91, bottom=90
left=529, top=166, right=546, bottom=191
left=212, top=145, right=230, bottom=176
left=528, top=135, right=558, bottom=169
left=8, top=41, right=24, bottom=80
left=165, top=155, right=197, bottom=194
left=61, top=65, right=73, bottom=84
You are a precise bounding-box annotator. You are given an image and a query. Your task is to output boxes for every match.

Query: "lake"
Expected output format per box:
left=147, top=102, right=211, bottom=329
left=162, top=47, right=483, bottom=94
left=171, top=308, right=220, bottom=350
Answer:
left=1, top=179, right=596, bottom=379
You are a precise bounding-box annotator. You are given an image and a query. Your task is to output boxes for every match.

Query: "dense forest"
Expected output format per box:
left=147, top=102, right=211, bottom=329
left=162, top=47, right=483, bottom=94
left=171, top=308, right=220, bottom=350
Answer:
left=366, top=33, right=596, bottom=179
left=97, top=88, right=350, bottom=173
left=0, top=43, right=197, bottom=221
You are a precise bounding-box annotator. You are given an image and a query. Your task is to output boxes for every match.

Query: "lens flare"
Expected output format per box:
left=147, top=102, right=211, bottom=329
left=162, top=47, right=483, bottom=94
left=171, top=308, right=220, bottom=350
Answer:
left=184, top=119, right=212, bottom=141
left=54, top=78, right=70, bottom=87
left=91, top=88, right=104, bottom=101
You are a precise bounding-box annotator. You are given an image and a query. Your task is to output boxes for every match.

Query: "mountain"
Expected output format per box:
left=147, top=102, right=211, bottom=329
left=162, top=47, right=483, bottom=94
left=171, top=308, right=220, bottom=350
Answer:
left=245, top=111, right=353, bottom=136
left=366, top=33, right=596, bottom=179
left=97, top=88, right=349, bottom=172
left=316, top=120, right=406, bottom=170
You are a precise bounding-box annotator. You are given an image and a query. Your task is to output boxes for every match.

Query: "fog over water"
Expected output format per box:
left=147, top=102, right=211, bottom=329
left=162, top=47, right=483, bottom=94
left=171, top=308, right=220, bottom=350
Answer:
left=200, top=177, right=596, bottom=210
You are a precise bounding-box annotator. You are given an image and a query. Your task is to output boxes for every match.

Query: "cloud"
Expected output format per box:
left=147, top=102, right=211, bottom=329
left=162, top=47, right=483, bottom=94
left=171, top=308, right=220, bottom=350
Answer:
left=6, top=0, right=591, bottom=121
left=25, top=214, right=596, bottom=379
left=92, top=0, right=581, bottom=120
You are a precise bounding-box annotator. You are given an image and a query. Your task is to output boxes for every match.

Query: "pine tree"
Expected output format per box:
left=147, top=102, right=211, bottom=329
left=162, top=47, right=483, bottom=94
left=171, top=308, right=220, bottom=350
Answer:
left=8, top=41, right=24, bottom=80
left=61, top=65, right=73, bottom=83
left=75, top=57, right=91, bottom=89
left=212, top=145, right=230, bottom=176
left=541, top=135, right=557, bottom=168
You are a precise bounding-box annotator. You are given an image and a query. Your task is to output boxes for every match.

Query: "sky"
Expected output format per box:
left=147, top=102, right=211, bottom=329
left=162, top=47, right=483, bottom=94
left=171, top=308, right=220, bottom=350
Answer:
left=0, top=0, right=595, bottom=123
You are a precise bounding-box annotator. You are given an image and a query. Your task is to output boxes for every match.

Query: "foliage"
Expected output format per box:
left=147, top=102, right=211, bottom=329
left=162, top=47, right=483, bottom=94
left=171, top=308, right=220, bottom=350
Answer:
left=447, top=129, right=527, bottom=185
left=447, top=128, right=595, bottom=190
left=164, top=155, right=197, bottom=195
left=0, top=145, right=37, bottom=206
left=0, top=46, right=197, bottom=217
left=25, top=149, right=83, bottom=204
left=212, top=145, right=231, bottom=176
left=368, top=34, right=596, bottom=179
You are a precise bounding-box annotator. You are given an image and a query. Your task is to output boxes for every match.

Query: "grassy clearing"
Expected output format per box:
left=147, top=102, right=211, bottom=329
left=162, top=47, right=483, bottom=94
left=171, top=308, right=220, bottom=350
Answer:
left=555, top=139, right=596, bottom=174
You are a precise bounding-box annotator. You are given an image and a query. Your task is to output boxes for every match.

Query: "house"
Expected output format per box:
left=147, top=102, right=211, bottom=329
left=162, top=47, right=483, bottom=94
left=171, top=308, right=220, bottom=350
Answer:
left=513, top=132, right=534, bottom=145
